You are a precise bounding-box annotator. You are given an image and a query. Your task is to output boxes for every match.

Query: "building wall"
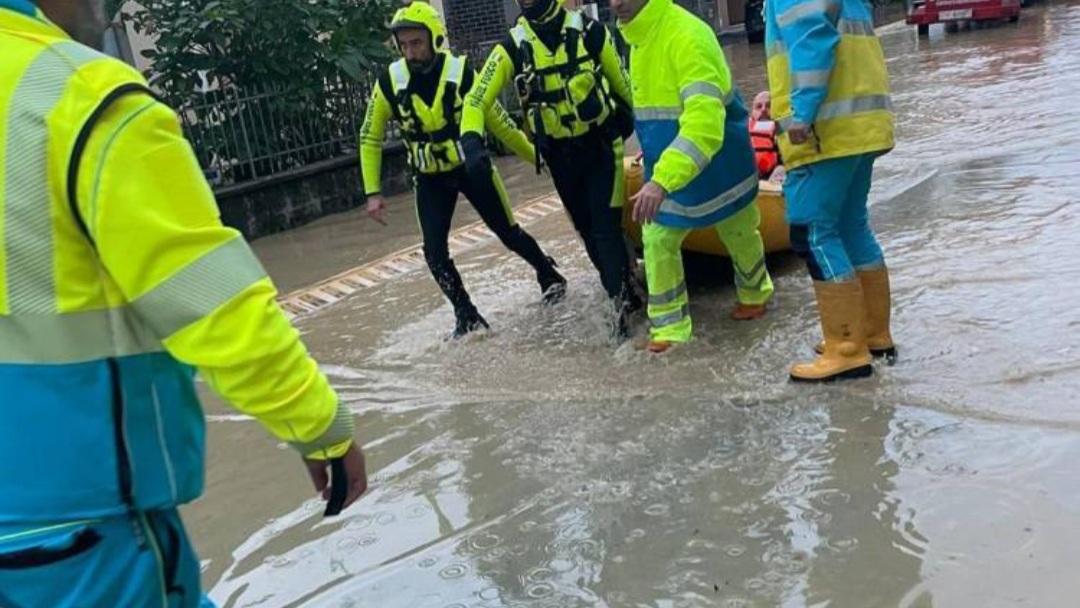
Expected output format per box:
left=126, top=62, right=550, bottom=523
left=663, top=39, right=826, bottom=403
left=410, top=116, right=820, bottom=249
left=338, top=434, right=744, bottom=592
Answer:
left=443, top=0, right=511, bottom=58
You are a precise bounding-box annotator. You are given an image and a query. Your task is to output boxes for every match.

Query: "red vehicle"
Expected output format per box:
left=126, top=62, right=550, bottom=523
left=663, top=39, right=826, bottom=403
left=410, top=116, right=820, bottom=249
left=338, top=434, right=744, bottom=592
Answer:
left=907, top=0, right=1021, bottom=34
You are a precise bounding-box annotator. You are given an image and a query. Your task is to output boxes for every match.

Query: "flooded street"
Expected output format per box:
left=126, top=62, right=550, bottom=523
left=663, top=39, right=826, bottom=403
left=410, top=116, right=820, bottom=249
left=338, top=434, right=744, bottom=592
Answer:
left=190, top=3, right=1080, bottom=606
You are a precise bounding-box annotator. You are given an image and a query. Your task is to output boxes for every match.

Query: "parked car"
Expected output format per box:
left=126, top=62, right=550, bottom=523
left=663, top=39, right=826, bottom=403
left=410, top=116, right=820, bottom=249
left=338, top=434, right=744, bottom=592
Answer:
left=907, top=0, right=1021, bottom=34
left=745, top=0, right=765, bottom=43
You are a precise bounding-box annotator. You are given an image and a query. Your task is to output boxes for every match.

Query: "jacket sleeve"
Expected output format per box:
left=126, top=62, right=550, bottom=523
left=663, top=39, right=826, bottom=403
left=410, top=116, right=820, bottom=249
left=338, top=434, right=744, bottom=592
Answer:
left=359, top=82, right=393, bottom=196
left=462, top=45, right=515, bottom=137
left=596, top=25, right=633, bottom=110
left=485, top=100, right=536, bottom=166
left=772, top=0, right=840, bottom=124
left=76, top=94, right=353, bottom=461
left=651, top=29, right=731, bottom=194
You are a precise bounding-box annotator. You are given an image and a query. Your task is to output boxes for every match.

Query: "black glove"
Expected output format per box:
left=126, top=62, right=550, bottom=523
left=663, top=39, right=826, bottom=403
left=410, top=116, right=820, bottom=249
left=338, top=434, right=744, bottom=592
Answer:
left=460, top=132, right=491, bottom=178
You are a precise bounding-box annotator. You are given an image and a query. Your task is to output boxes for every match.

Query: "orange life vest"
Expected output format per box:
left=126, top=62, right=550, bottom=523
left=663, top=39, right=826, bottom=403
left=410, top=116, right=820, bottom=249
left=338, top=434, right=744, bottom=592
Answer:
left=749, top=117, right=780, bottom=178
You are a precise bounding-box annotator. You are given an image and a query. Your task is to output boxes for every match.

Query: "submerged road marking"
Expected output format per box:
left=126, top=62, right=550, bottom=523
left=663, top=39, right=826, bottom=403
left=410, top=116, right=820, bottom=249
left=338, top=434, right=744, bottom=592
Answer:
left=277, top=192, right=566, bottom=320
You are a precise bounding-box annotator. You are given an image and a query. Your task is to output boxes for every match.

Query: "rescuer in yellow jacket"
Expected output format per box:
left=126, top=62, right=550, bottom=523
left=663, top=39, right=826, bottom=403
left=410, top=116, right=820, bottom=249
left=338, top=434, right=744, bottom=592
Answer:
left=765, top=0, right=897, bottom=382
left=460, top=0, right=641, bottom=338
left=360, top=1, right=565, bottom=339
left=0, top=1, right=367, bottom=605
left=614, top=0, right=775, bottom=354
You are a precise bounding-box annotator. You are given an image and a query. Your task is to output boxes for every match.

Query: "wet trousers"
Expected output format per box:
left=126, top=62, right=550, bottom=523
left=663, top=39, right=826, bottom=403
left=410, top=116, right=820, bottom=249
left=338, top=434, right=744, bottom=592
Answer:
left=784, top=153, right=886, bottom=282
left=0, top=509, right=213, bottom=608
left=642, top=203, right=775, bottom=343
left=543, top=132, right=632, bottom=302
left=415, top=166, right=555, bottom=313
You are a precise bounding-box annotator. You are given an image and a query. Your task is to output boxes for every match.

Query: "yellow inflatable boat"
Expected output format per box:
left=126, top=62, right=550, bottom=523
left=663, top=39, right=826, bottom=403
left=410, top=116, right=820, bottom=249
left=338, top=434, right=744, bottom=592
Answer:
left=621, top=158, right=790, bottom=256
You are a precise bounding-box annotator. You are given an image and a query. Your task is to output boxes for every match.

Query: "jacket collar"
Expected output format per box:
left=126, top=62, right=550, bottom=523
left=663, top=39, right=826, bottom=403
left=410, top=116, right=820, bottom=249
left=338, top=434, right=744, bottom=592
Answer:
left=618, top=0, right=672, bottom=46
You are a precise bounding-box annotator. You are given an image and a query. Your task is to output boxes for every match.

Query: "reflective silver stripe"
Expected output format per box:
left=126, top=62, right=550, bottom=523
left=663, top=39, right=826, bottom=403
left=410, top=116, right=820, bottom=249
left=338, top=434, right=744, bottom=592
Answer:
left=679, top=82, right=737, bottom=107
left=132, top=237, right=268, bottom=339
left=0, top=307, right=162, bottom=364
left=659, top=174, right=758, bottom=220
left=651, top=304, right=690, bottom=328
left=837, top=18, right=876, bottom=36
left=567, top=9, right=584, bottom=30
left=792, top=69, right=831, bottom=89
left=4, top=42, right=102, bottom=314
left=389, top=59, right=410, bottom=93
left=816, top=94, right=893, bottom=121
left=776, top=0, right=840, bottom=27
left=446, top=55, right=466, bottom=85
left=669, top=136, right=710, bottom=172
left=649, top=282, right=687, bottom=306
left=288, top=402, right=356, bottom=457
left=635, top=106, right=682, bottom=121
left=680, top=81, right=723, bottom=103
left=768, top=40, right=787, bottom=58
left=734, top=257, right=767, bottom=289
left=510, top=25, right=528, bottom=46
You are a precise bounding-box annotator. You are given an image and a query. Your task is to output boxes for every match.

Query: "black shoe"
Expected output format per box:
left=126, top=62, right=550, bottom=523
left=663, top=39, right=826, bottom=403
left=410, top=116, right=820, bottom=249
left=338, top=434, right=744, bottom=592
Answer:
left=450, top=307, right=490, bottom=340
left=537, top=258, right=567, bottom=305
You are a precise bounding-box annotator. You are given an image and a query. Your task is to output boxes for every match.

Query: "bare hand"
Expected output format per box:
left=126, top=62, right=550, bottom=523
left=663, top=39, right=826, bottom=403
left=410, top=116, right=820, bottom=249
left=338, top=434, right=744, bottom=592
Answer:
left=366, top=195, right=387, bottom=226
left=631, top=181, right=666, bottom=224
left=305, top=442, right=368, bottom=513
left=786, top=122, right=812, bottom=145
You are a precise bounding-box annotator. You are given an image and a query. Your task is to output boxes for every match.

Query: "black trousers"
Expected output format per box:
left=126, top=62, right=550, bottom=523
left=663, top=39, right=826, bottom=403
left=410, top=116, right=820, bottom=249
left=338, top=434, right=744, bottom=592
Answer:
left=415, top=166, right=553, bottom=312
left=543, top=131, right=630, bottom=301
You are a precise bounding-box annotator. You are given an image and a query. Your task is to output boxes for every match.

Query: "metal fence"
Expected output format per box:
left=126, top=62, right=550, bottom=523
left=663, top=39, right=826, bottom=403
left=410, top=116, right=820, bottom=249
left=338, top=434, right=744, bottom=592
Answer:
left=178, top=76, right=392, bottom=188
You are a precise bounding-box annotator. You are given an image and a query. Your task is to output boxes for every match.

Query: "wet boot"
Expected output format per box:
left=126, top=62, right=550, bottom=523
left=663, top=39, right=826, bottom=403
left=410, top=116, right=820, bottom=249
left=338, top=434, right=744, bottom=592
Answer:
left=859, top=267, right=897, bottom=363
left=813, top=268, right=897, bottom=363
left=451, top=304, right=489, bottom=339
left=536, top=257, right=567, bottom=305
left=791, top=280, right=873, bottom=383
left=610, top=298, right=632, bottom=342
left=429, top=259, right=488, bottom=340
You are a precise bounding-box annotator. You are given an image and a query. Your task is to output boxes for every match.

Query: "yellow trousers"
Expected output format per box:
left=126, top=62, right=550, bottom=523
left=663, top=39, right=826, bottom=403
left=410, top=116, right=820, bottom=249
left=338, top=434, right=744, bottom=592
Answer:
left=643, top=203, right=774, bottom=342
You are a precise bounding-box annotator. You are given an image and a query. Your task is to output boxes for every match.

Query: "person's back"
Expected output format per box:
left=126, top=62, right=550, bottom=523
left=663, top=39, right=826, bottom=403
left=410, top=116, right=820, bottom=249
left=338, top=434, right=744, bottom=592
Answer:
left=0, top=2, right=365, bottom=604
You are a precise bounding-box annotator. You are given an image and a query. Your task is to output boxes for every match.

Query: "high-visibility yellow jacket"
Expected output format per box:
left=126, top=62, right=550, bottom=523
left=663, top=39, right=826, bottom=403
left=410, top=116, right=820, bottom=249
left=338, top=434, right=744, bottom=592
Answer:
left=0, top=4, right=352, bottom=523
left=764, top=0, right=895, bottom=168
left=359, top=52, right=535, bottom=193
left=460, top=8, right=632, bottom=143
left=620, top=0, right=758, bottom=228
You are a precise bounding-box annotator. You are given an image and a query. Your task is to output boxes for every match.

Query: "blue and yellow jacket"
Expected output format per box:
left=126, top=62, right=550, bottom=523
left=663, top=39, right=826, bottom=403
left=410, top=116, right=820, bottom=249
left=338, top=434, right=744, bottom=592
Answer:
left=0, top=2, right=353, bottom=523
left=764, top=0, right=895, bottom=168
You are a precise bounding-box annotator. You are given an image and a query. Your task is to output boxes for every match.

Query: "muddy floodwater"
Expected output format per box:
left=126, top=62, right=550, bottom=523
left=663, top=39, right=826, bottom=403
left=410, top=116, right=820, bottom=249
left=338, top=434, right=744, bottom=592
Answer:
left=186, top=4, right=1080, bottom=606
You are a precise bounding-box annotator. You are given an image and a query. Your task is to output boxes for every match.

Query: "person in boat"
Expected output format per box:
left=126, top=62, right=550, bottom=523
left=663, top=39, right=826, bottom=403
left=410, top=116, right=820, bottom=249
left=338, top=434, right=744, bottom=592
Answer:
left=613, top=0, right=776, bottom=354
left=750, top=91, right=786, bottom=182
left=360, top=1, right=567, bottom=340
left=765, top=0, right=898, bottom=382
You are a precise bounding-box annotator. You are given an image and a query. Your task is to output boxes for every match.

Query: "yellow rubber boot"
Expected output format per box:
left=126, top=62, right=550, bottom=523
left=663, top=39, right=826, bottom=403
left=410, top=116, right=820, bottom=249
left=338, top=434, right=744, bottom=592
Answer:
left=859, top=267, right=897, bottom=362
left=813, top=268, right=897, bottom=362
left=791, top=280, right=873, bottom=382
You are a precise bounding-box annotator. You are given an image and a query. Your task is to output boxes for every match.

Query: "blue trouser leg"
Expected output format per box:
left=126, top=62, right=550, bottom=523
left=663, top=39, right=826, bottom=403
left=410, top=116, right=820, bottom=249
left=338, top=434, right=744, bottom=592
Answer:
left=0, top=510, right=211, bottom=608
left=784, top=155, right=863, bottom=282
left=837, top=154, right=885, bottom=271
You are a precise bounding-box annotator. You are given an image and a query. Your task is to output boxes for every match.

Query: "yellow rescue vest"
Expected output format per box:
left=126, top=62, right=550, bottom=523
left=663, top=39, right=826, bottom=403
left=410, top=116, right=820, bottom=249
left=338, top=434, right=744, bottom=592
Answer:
left=387, top=53, right=468, bottom=174
left=510, top=10, right=614, bottom=140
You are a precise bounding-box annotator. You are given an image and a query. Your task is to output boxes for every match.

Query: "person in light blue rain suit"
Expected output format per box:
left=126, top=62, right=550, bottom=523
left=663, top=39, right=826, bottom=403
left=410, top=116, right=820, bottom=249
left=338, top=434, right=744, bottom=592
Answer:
left=765, top=0, right=898, bottom=382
